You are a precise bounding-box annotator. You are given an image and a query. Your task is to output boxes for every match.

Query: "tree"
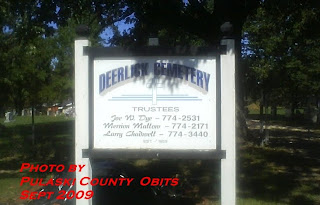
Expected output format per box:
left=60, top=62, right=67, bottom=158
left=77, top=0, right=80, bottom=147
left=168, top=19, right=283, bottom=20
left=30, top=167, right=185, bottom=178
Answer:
left=243, top=0, right=320, bottom=117
left=106, top=0, right=260, bottom=139
left=0, top=0, right=56, bottom=114
left=0, top=0, right=108, bottom=111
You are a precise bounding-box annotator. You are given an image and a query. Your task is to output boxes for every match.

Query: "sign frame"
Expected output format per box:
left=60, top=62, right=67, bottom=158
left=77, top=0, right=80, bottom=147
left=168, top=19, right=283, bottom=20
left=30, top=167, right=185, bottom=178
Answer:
left=82, top=45, right=227, bottom=160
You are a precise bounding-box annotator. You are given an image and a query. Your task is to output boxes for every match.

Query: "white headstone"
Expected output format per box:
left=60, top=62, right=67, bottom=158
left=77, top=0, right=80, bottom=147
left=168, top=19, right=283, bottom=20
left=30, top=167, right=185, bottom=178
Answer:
left=4, top=112, right=13, bottom=123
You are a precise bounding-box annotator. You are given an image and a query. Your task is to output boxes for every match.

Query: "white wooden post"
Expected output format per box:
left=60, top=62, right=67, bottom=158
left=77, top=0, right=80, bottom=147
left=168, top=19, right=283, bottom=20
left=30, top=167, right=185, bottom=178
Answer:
left=75, top=38, right=92, bottom=205
left=220, top=38, right=236, bottom=205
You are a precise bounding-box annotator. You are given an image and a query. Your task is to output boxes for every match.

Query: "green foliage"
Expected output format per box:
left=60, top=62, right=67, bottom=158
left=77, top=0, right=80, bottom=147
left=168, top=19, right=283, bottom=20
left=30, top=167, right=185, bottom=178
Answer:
left=243, top=1, right=320, bottom=108
left=0, top=34, right=54, bottom=113
left=109, top=0, right=259, bottom=47
left=44, top=14, right=104, bottom=104
left=0, top=0, right=261, bottom=113
left=0, top=0, right=108, bottom=112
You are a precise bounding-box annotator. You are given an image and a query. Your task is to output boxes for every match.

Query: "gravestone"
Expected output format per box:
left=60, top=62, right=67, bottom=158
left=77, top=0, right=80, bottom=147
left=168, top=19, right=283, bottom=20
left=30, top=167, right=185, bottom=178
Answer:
left=4, top=112, right=14, bottom=123
left=21, top=109, right=29, bottom=116
left=304, top=107, right=318, bottom=124
left=310, top=108, right=318, bottom=124
left=271, top=106, right=277, bottom=117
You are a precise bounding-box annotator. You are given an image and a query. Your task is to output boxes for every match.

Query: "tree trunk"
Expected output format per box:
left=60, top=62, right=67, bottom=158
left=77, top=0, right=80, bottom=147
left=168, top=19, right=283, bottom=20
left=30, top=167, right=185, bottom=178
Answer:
left=291, top=106, right=295, bottom=119
left=290, top=92, right=297, bottom=120
left=271, top=106, right=277, bottom=117
left=14, top=95, right=24, bottom=116
left=317, top=96, right=320, bottom=124
left=234, top=26, right=248, bottom=140
left=260, top=103, right=264, bottom=117
left=32, top=104, right=35, bottom=145
left=260, top=90, right=265, bottom=120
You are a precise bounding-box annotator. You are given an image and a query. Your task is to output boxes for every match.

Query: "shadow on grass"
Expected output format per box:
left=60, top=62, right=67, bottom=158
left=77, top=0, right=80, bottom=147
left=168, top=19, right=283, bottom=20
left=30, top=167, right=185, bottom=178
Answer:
left=0, top=120, right=74, bottom=178
left=91, top=159, right=221, bottom=205
left=1, top=118, right=221, bottom=204
left=247, top=114, right=320, bottom=129
left=138, top=159, right=221, bottom=199
left=239, top=123, right=320, bottom=204
left=290, top=195, right=315, bottom=205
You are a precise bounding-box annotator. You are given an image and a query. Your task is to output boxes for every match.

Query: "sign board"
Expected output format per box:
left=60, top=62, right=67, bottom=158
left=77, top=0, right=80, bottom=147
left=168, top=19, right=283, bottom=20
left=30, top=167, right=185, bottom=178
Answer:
left=93, top=57, right=216, bottom=150
left=75, top=42, right=235, bottom=205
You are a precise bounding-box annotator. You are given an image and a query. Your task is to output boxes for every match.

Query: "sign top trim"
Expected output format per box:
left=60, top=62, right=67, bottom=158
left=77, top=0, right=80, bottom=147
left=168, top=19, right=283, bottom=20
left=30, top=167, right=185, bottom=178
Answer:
left=84, top=45, right=227, bottom=58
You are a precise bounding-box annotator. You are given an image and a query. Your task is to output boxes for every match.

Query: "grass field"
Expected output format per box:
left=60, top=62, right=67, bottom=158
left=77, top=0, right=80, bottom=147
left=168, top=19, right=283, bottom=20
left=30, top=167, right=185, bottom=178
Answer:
left=0, top=115, right=74, bottom=204
left=0, top=115, right=319, bottom=204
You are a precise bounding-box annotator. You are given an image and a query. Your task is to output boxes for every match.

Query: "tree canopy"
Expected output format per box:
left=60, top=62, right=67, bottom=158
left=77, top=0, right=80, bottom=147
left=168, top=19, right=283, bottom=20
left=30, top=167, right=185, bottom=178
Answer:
left=1, top=0, right=319, bottom=119
left=243, top=0, right=320, bottom=113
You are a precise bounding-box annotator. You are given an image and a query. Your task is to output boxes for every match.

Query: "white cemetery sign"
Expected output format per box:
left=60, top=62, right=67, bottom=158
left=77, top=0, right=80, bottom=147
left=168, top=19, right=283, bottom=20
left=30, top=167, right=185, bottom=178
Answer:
left=94, top=57, right=216, bottom=150
left=75, top=40, right=235, bottom=205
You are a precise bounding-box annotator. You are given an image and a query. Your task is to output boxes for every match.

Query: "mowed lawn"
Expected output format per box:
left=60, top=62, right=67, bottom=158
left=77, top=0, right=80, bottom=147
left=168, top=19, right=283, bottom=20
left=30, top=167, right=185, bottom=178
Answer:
left=0, top=116, right=74, bottom=204
left=0, top=115, right=319, bottom=204
left=239, top=119, right=320, bottom=205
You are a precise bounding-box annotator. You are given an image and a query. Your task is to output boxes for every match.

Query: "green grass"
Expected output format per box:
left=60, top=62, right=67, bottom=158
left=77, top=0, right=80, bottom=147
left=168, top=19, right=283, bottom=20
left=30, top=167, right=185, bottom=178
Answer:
left=0, top=177, right=31, bottom=204
left=0, top=115, right=74, bottom=203
left=237, top=198, right=287, bottom=205
left=238, top=119, right=320, bottom=205
left=247, top=106, right=305, bottom=116
left=1, top=115, right=72, bottom=127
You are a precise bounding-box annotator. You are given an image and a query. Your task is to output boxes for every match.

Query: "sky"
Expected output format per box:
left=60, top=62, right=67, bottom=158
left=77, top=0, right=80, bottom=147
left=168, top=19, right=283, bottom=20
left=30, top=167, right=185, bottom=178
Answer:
left=100, top=14, right=135, bottom=46
left=101, top=0, right=189, bottom=46
left=46, top=4, right=135, bottom=47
